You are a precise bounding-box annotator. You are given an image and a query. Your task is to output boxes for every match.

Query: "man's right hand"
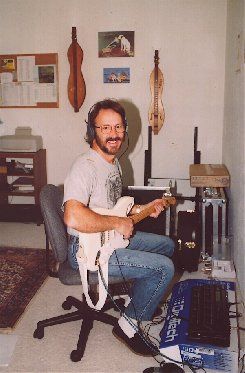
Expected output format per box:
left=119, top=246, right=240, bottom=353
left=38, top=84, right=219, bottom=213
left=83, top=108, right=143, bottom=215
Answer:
left=114, top=216, right=134, bottom=239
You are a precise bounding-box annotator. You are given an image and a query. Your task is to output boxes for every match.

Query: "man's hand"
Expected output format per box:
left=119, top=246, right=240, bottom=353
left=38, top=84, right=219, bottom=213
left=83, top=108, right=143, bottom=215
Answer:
left=114, top=216, right=134, bottom=239
left=147, top=199, right=165, bottom=218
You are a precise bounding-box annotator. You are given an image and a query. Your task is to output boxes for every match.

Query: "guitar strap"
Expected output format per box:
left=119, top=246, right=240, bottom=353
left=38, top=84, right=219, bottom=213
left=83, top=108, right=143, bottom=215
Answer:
left=76, top=235, right=115, bottom=310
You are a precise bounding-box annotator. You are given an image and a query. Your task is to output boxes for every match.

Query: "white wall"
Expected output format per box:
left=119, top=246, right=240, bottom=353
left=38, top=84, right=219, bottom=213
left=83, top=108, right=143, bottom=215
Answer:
left=223, top=0, right=245, bottom=301
left=0, top=0, right=227, bottom=195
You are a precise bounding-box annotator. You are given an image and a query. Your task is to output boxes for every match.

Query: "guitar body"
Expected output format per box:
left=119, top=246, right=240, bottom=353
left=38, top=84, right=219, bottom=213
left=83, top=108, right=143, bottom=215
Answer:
left=77, top=194, right=175, bottom=310
left=78, top=196, right=134, bottom=271
left=148, top=50, right=165, bottom=135
left=78, top=195, right=176, bottom=270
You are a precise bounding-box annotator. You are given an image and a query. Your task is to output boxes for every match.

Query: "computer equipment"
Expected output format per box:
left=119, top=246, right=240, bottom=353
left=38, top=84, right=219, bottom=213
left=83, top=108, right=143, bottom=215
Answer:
left=160, top=279, right=238, bottom=372
left=143, top=363, right=184, bottom=373
left=188, top=284, right=230, bottom=347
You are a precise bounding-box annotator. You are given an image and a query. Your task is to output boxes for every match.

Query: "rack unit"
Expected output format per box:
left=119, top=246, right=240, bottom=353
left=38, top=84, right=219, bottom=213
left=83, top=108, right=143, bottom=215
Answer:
left=200, top=187, right=228, bottom=258
left=0, top=149, right=47, bottom=224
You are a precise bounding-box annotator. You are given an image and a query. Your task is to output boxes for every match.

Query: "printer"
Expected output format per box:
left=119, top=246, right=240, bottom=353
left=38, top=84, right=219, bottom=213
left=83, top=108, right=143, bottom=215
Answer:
left=0, top=127, right=43, bottom=152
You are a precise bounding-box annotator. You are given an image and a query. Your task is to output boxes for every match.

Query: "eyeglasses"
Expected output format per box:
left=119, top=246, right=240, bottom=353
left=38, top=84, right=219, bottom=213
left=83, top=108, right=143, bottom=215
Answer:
left=94, top=124, right=125, bottom=134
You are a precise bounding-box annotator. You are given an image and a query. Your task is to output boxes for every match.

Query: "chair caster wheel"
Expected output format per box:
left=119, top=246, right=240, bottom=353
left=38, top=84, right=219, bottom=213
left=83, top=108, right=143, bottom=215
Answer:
left=33, top=328, right=44, bottom=339
left=70, top=349, right=82, bottom=362
left=62, top=300, right=72, bottom=310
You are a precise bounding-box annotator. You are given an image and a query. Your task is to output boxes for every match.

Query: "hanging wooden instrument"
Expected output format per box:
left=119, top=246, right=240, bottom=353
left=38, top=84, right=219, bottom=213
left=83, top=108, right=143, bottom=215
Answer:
left=67, top=27, right=86, bottom=112
left=148, top=50, right=165, bottom=134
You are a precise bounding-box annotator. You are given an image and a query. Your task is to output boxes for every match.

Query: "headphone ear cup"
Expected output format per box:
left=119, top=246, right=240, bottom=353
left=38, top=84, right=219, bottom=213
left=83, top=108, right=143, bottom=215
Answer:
left=86, top=103, right=96, bottom=143
left=124, top=118, right=128, bottom=133
left=87, top=121, right=95, bottom=143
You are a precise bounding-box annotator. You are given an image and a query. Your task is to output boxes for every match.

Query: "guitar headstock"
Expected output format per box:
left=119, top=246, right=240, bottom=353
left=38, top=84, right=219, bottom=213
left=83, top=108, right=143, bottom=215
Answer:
left=162, top=196, right=176, bottom=207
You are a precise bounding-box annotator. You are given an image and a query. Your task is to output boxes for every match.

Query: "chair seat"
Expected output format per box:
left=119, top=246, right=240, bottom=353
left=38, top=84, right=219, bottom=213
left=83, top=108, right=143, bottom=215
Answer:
left=58, top=261, right=82, bottom=285
left=59, top=260, right=130, bottom=287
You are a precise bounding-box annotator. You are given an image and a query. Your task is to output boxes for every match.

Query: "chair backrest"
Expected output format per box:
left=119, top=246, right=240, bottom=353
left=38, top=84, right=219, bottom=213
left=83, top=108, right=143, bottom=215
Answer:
left=40, top=184, right=68, bottom=264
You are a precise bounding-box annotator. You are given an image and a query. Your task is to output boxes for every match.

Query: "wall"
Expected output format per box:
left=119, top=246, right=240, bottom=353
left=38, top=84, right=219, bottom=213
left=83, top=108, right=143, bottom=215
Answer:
left=223, top=0, right=245, bottom=300
left=0, top=0, right=227, bottom=194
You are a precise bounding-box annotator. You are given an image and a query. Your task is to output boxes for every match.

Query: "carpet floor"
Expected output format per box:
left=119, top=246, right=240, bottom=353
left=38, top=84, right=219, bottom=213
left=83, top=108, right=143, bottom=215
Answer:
left=0, top=247, right=49, bottom=330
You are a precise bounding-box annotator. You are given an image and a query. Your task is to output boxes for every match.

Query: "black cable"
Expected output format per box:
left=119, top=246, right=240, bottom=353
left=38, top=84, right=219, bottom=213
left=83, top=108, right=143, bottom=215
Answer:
left=118, top=133, right=129, bottom=160
left=112, top=249, right=172, bottom=350
left=239, top=352, right=245, bottom=373
left=229, top=302, right=240, bottom=306
left=113, top=248, right=142, bottom=324
left=95, top=236, right=204, bottom=372
left=98, top=262, right=159, bottom=355
left=229, top=311, right=242, bottom=318
left=97, top=261, right=199, bottom=371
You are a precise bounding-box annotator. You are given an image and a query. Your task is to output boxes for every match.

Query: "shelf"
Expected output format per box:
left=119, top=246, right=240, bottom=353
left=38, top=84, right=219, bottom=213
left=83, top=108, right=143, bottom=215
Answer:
left=0, top=204, right=43, bottom=225
left=0, top=149, right=46, bottom=224
left=7, top=171, right=33, bottom=177
left=1, top=190, right=36, bottom=197
left=0, top=151, right=39, bottom=158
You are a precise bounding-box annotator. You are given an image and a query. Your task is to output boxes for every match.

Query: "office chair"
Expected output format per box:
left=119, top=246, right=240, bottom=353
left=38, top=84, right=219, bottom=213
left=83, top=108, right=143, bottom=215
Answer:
left=33, top=184, right=127, bottom=362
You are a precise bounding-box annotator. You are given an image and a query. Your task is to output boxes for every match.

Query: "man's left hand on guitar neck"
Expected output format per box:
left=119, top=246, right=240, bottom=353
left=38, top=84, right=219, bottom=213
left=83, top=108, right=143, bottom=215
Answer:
left=130, top=198, right=164, bottom=218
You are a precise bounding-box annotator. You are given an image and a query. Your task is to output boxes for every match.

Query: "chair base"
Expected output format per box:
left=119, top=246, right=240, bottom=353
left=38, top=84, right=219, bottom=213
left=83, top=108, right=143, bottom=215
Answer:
left=33, top=295, right=124, bottom=362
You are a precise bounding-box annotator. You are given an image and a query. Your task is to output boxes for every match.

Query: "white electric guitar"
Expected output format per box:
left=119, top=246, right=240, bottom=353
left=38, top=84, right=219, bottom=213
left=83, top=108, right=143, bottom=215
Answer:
left=76, top=195, right=176, bottom=310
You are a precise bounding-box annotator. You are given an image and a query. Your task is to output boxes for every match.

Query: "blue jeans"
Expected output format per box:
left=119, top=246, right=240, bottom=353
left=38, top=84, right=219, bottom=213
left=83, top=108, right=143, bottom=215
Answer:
left=68, top=231, right=175, bottom=321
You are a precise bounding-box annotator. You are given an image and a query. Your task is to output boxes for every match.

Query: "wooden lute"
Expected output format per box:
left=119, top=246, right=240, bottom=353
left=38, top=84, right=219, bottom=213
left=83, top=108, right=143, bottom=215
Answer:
left=148, top=50, right=165, bottom=134
left=67, top=27, right=86, bottom=112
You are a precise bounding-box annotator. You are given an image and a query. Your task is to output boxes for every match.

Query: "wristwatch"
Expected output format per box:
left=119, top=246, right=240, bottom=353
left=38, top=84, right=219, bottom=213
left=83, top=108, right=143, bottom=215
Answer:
left=135, top=205, right=141, bottom=214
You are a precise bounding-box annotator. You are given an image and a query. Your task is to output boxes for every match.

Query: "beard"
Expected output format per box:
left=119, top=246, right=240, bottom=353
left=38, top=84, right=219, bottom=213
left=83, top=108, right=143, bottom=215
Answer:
left=94, top=134, right=124, bottom=155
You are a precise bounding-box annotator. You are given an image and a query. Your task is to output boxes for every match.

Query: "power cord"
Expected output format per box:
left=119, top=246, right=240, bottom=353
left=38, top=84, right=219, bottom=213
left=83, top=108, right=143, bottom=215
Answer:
left=97, top=260, right=198, bottom=371
left=118, top=133, right=129, bottom=160
left=239, top=352, right=245, bottom=373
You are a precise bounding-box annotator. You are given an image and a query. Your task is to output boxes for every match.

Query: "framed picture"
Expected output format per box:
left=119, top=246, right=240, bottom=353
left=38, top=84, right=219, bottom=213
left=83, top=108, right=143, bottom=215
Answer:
left=0, top=58, right=15, bottom=70
left=98, top=31, right=134, bottom=57
left=103, top=68, right=130, bottom=83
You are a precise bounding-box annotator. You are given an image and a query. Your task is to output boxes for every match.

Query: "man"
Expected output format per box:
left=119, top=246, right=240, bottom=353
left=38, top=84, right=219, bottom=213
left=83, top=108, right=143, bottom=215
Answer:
left=63, top=99, right=175, bottom=356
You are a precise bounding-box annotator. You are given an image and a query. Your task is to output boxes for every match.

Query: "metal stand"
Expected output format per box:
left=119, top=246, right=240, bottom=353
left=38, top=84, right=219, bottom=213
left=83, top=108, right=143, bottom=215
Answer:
left=201, top=187, right=228, bottom=259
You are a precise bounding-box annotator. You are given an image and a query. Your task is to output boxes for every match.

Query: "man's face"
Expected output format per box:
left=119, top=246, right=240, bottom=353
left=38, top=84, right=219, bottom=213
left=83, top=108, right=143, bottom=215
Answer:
left=93, top=108, right=125, bottom=156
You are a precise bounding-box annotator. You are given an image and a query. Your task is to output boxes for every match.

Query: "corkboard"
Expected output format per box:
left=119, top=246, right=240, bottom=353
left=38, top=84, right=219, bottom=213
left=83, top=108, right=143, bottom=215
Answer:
left=0, top=53, right=59, bottom=108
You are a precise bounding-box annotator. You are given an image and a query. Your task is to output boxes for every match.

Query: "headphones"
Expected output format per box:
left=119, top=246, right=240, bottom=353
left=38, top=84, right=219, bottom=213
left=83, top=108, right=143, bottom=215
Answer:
left=86, top=99, right=128, bottom=145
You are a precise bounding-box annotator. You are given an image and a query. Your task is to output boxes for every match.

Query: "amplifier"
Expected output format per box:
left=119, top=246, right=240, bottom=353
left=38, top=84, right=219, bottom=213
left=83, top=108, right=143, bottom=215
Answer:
left=175, top=210, right=200, bottom=272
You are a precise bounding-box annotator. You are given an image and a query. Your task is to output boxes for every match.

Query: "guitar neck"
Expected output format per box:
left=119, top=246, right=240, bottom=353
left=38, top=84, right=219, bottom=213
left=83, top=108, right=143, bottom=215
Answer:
left=130, top=197, right=176, bottom=225
left=131, top=205, right=156, bottom=225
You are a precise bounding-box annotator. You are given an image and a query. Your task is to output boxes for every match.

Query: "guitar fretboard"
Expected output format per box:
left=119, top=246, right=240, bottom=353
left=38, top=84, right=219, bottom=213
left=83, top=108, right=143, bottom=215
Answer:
left=131, top=197, right=176, bottom=225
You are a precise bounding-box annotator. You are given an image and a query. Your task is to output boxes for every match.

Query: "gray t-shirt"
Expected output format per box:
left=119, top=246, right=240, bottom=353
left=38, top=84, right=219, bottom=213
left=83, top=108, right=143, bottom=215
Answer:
left=63, top=148, right=122, bottom=236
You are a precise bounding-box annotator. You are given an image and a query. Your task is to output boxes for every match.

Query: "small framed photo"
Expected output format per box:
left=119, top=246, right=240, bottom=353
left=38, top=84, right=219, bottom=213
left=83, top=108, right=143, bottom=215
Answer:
left=1, top=58, right=15, bottom=70
left=99, top=31, right=134, bottom=58
left=103, top=68, right=130, bottom=83
left=38, top=65, right=55, bottom=83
